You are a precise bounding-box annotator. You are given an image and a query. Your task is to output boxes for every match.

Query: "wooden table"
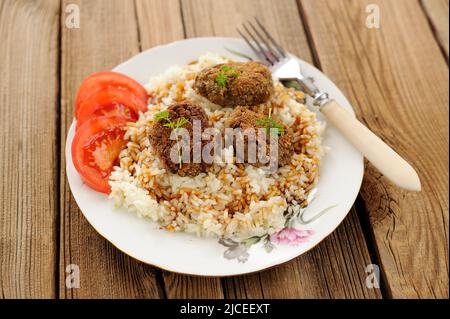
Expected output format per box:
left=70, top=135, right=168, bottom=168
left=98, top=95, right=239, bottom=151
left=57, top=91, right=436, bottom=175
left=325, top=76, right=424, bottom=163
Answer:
left=0, top=0, right=448, bottom=299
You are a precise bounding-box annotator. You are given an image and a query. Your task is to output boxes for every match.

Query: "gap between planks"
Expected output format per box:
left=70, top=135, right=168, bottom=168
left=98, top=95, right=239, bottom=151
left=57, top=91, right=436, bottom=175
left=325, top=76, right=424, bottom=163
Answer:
left=0, top=0, right=60, bottom=299
left=297, top=0, right=390, bottom=297
left=59, top=0, right=166, bottom=299
left=419, top=0, right=449, bottom=61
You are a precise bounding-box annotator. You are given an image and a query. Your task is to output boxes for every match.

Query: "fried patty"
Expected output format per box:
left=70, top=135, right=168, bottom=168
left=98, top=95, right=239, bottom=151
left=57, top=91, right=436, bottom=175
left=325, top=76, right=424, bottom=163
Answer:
left=149, top=102, right=212, bottom=176
left=224, top=107, right=294, bottom=167
left=193, top=61, right=274, bottom=107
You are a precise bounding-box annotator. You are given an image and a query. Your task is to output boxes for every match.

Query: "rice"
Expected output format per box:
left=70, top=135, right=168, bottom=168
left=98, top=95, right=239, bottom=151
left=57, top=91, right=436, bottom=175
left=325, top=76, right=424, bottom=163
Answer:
left=109, top=53, right=325, bottom=239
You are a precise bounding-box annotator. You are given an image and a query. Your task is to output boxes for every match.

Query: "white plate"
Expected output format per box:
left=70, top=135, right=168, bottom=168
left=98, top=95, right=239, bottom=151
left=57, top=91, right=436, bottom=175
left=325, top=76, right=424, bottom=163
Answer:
left=66, top=37, right=363, bottom=276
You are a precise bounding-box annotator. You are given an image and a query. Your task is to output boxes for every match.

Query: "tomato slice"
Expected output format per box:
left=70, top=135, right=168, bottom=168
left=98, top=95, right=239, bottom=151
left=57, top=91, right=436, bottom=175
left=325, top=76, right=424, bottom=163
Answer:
left=75, top=71, right=148, bottom=118
left=76, top=88, right=145, bottom=129
left=72, top=116, right=128, bottom=194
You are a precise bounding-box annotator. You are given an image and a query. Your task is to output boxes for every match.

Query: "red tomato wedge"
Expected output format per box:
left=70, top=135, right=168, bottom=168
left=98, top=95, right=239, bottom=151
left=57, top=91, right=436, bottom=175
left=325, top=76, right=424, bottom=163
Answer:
left=75, top=71, right=149, bottom=118
left=76, top=88, right=146, bottom=129
left=72, top=116, right=128, bottom=194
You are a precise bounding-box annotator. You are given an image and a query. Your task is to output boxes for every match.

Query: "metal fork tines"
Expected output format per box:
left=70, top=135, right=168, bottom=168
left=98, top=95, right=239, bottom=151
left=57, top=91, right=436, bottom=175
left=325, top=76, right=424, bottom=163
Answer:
left=237, top=18, right=286, bottom=66
left=238, top=18, right=329, bottom=106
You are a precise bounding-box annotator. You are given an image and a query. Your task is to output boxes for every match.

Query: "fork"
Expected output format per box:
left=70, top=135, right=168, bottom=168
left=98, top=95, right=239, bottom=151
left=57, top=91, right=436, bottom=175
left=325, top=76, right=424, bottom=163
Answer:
left=238, top=18, right=421, bottom=191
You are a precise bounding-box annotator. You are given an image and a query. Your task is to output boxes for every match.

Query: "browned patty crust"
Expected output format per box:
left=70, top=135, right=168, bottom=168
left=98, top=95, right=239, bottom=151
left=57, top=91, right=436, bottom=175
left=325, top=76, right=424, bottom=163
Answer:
left=149, top=102, right=212, bottom=176
left=193, top=62, right=274, bottom=107
left=224, top=106, right=294, bottom=167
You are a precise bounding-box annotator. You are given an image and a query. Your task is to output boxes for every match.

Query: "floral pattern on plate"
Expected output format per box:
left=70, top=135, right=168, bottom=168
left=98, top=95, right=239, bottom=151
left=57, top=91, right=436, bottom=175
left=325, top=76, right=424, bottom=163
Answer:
left=219, top=190, right=336, bottom=263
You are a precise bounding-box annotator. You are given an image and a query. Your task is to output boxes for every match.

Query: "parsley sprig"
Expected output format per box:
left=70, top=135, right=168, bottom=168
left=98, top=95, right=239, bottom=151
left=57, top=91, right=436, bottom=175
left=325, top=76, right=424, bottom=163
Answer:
left=154, top=111, right=189, bottom=168
left=256, top=108, right=284, bottom=136
left=215, top=65, right=239, bottom=88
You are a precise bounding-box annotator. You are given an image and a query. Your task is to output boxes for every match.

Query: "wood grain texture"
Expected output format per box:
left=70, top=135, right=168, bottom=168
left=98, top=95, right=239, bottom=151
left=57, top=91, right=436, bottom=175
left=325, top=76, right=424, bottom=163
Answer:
left=182, top=0, right=381, bottom=299
left=135, top=0, right=185, bottom=50
left=135, top=0, right=224, bottom=299
left=258, top=208, right=381, bottom=298
left=59, top=0, right=164, bottom=298
left=300, top=0, right=449, bottom=298
left=0, top=0, right=60, bottom=298
left=421, top=0, right=449, bottom=58
left=182, top=0, right=312, bottom=59
left=162, top=273, right=225, bottom=299
left=225, top=208, right=380, bottom=299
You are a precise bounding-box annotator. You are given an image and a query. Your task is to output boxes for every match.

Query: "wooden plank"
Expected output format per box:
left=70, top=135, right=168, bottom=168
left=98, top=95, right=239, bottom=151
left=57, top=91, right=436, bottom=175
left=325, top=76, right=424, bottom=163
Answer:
left=421, top=0, right=449, bottom=59
left=182, top=0, right=312, bottom=58
left=0, top=0, right=60, bottom=299
left=135, top=0, right=224, bottom=299
left=135, top=0, right=185, bottom=49
left=59, top=0, right=164, bottom=298
left=181, top=0, right=381, bottom=299
left=162, top=273, right=225, bottom=299
left=222, top=273, right=264, bottom=299
left=300, top=0, right=449, bottom=298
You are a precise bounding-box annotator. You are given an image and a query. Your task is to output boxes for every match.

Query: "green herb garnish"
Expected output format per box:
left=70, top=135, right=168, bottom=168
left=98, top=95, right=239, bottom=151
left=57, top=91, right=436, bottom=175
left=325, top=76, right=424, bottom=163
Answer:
left=215, top=65, right=239, bottom=88
left=256, top=108, right=284, bottom=136
left=163, top=117, right=189, bottom=130
left=257, top=117, right=284, bottom=136
left=154, top=111, right=189, bottom=168
left=154, top=110, right=170, bottom=121
left=215, top=72, right=229, bottom=88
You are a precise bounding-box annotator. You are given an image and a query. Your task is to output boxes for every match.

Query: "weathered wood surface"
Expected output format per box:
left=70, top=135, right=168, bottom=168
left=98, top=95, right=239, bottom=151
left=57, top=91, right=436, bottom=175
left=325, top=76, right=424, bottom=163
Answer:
left=0, top=0, right=60, bottom=299
left=421, top=0, right=449, bottom=59
left=181, top=0, right=381, bottom=299
left=301, top=0, right=449, bottom=298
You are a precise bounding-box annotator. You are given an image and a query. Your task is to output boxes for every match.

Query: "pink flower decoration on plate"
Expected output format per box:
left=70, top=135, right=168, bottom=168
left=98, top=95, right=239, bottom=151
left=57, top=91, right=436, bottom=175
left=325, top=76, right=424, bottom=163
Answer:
left=270, top=228, right=315, bottom=246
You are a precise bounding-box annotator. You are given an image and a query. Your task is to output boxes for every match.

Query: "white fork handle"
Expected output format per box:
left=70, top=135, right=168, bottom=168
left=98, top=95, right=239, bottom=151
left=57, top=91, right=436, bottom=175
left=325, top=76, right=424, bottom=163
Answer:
left=320, top=100, right=421, bottom=191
